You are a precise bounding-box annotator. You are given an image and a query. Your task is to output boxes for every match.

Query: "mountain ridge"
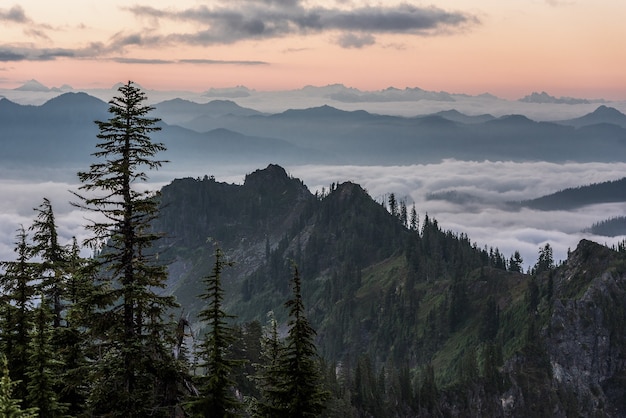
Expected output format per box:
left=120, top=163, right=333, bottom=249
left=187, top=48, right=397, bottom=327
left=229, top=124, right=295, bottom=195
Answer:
left=151, top=164, right=626, bottom=417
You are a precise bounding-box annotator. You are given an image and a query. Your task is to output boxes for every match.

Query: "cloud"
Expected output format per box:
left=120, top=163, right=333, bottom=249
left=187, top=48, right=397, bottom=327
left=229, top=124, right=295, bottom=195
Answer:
left=0, top=43, right=268, bottom=66
left=112, top=57, right=174, bottom=64
left=126, top=3, right=478, bottom=47
left=3, top=159, right=623, bottom=273
left=0, top=5, right=29, bottom=24
left=0, top=46, right=76, bottom=61
left=1, top=5, right=56, bottom=40
left=179, top=58, right=268, bottom=65
left=285, top=160, right=626, bottom=269
left=337, top=32, right=375, bottom=48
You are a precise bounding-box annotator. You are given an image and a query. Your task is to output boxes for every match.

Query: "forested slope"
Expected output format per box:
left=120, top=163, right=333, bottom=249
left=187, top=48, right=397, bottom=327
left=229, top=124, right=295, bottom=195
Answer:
left=154, top=164, right=626, bottom=417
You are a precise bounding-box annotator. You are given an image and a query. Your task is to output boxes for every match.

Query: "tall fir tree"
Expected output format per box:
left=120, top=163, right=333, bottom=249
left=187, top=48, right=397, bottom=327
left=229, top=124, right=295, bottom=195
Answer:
left=72, top=81, right=180, bottom=416
left=25, top=296, right=67, bottom=417
left=254, top=311, right=284, bottom=417
left=0, top=227, right=37, bottom=404
left=264, top=265, right=328, bottom=418
left=0, top=355, right=37, bottom=418
left=188, top=246, right=243, bottom=417
left=30, top=198, right=68, bottom=329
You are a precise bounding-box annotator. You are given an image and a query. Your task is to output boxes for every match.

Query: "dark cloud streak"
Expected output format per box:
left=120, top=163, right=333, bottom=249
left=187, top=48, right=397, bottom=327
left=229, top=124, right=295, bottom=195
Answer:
left=0, top=5, right=29, bottom=23
left=127, top=3, right=478, bottom=47
left=0, top=47, right=75, bottom=62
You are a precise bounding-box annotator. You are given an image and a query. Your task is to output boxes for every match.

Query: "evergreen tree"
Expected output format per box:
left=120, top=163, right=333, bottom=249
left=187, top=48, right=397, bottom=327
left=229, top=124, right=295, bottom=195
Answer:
left=255, top=311, right=284, bottom=417
left=0, top=227, right=36, bottom=403
left=26, top=297, right=66, bottom=417
left=188, top=247, right=242, bottom=417
left=533, top=243, right=554, bottom=275
left=30, top=198, right=68, bottom=329
left=0, top=355, right=37, bottom=418
left=72, top=81, right=179, bottom=416
left=266, top=265, right=328, bottom=417
left=388, top=193, right=398, bottom=218
left=399, top=200, right=408, bottom=228
left=410, top=204, right=418, bottom=232
left=508, top=250, right=524, bottom=273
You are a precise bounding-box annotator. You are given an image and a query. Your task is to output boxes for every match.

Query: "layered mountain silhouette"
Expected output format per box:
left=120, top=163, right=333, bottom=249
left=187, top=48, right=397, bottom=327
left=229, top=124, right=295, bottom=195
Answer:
left=2, top=93, right=626, bottom=178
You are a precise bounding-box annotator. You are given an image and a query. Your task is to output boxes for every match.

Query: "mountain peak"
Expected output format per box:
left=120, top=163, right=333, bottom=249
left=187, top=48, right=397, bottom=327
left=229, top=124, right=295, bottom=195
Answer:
left=243, top=164, right=291, bottom=188
left=14, top=79, right=50, bottom=92
left=591, top=105, right=624, bottom=118
left=559, top=105, right=626, bottom=128
left=41, top=92, right=105, bottom=108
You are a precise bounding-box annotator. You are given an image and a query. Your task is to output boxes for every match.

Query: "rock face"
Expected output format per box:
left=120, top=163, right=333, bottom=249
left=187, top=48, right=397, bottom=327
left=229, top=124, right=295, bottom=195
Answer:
left=543, top=240, right=626, bottom=416
left=495, top=240, right=626, bottom=417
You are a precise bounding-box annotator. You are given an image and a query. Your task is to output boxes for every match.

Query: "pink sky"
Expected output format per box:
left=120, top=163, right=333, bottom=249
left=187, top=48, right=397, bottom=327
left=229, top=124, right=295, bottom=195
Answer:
left=1, top=0, right=625, bottom=100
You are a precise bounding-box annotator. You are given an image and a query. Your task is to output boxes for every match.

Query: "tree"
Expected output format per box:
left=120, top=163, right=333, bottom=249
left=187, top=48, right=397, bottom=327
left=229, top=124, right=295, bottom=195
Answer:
left=508, top=250, right=523, bottom=273
left=255, top=311, right=284, bottom=417
left=265, top=265, right=328, bottom=417
left=72, top=81, right=179, bottom=416
left=26, top=297, right=66, bottom=417
left=30, top=198, right=68, bottom=329
left=388, top=193, right=398, bottom=218
left=533, top=243, right=554, bottom=275
left=0, top=355, right=37, bottom=418
left=410, top=204, right=419, bottom=232
left=399, top=200, right=408, bottom=228
left=0, top=227, right=36, bottom=403
left=188, top=246, right=242, bottom=417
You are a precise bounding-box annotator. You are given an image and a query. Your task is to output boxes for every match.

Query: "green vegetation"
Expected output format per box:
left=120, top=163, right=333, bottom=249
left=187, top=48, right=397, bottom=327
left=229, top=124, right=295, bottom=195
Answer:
left=1, top=82, right=625, bottom=416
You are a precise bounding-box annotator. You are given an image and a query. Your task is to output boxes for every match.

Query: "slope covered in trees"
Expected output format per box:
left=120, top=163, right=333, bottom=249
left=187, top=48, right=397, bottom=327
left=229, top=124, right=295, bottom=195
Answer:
left=2, top=82, right=626, bottom=417
left=519, top=177, right=626, bottom=210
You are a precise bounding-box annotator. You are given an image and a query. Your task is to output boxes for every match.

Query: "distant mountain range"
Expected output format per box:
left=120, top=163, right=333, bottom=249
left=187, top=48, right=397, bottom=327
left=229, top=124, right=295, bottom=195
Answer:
left=2, top=91, right=626, bottom=179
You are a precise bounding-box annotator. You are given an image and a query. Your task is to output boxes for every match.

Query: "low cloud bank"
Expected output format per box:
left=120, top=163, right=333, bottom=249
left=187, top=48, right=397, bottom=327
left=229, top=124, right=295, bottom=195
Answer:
left=287, top=160, right=626, bottom=269
left=2, top=160, right=625, bottom=272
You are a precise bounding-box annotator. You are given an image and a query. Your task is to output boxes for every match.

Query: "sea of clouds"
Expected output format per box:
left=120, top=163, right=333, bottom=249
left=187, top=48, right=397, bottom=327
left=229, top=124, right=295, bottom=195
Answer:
left=2, top=160, right=625, bottom=271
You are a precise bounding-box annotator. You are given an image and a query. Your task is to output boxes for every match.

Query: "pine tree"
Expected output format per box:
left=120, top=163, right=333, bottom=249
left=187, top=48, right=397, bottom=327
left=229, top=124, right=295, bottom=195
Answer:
left=187, top=246, right=243, bottom=417
left=72, top=81, right=179, bottom=416
left=0, top=227, right=37, bottom=403
left=266, top=265, right=328, bottom=418
left=30, top=198, right=68, bottom=329
left=255, top=311, right=284, bottom=417
left=58, top=238, right=99, bottom=415
left=26, top=297, right=67, bottom=417
left=0, top=355, right=37, bottom=418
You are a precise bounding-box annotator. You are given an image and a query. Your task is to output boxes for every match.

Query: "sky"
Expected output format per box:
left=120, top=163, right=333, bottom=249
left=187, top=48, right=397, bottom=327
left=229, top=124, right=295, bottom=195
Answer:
left=1, top=0, right=625, bottom=100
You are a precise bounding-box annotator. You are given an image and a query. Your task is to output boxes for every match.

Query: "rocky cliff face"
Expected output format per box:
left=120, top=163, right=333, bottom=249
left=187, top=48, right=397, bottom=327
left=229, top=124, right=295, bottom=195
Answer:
left=544, top=240, right=626, bottom=416
left=496, top=240, right=626, bottom=417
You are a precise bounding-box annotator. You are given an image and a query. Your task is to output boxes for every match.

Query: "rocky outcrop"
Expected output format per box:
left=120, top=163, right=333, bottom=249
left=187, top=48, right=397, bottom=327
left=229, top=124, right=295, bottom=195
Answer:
left=544, top=240, right=626, bottom=416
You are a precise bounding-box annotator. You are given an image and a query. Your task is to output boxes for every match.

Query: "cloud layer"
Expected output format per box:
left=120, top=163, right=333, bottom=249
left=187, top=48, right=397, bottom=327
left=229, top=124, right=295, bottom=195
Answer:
left=0, top=2, right=478, bottom=64
left=3, top=161, right=622, bottom=273
left=127, top=2, right=477, bottom=47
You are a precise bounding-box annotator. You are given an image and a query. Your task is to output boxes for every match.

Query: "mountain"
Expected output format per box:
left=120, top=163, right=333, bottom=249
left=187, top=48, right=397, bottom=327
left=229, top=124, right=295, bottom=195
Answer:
left=4, top=94, right=626, bottom=178
left=519, top=91, right=592, bottom=105
left=151, top=98, right=263, bottom=126
left=151, top=165, right=626, bottom=416
left=433, top=109, right=495, bottom=124
left=558, top=105, right=626, bottom=129
left=0, top=94, right=323, bottom=177
left=14, top=79, right=51, bottom=92
left=519, top=177, right=626, bottom=210
left=585, top=216, right=626, bottom=237
left=0, top=93, right=108, bottom=172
